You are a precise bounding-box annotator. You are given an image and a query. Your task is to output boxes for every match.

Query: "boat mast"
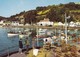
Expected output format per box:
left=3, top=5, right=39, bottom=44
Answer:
left=65, top=13, right=68, bottom=44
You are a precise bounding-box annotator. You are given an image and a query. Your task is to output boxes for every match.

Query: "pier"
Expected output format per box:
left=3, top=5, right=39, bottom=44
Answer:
left=2, top=25, right=80, bottom=30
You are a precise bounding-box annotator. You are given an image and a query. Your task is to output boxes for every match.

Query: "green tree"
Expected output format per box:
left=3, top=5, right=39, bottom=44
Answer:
left=46, top=8, right=62, bottom=22
left=24, top=10, right=37, bottom=24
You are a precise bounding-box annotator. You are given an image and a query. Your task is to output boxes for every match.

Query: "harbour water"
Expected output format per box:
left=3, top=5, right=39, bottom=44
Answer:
left=0, top=27, right=80, bottom=56
left=0, top=27, right=42, bottom=56
left=0, top=28, right=19, bottom=56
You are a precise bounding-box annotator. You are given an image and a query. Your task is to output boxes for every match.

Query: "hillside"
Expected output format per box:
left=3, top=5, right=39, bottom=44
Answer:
left=0, top=16, right=7, bottom=21
left=0, top=2, right=80, bottom=24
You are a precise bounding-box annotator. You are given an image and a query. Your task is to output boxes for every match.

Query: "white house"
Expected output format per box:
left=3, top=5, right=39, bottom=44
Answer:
left=75, top=22, right=80, bottom=27
left=37, top=18, right=53, bottom=26
left=69, top=21, right=76, bottom=27
left=25, top=23, right=30, bottom=26
left=58, top=22, right=64, bottom=26
left=0, top=20, right=4, bottom=25
left=11, top=21, right=19, bottom=26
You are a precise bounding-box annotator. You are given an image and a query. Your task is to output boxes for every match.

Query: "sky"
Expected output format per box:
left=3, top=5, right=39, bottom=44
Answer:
left=0, top=0, right=80, bottom=17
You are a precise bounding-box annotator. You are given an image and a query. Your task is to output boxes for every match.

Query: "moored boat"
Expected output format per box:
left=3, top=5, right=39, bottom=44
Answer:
left=8, top=33, right=19, bottom=37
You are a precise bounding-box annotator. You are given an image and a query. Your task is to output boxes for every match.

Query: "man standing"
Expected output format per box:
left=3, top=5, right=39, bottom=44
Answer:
left=25, top=38, right=30, bottom=53
left=19, top=39, right=23, bottom=54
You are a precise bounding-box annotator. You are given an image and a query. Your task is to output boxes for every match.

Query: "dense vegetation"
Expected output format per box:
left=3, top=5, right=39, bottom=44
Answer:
left=0, top=2, right=80, bottom=24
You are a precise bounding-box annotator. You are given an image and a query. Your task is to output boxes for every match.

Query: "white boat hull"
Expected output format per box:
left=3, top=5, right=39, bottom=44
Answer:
left=8, top=33, right=18, bottom=37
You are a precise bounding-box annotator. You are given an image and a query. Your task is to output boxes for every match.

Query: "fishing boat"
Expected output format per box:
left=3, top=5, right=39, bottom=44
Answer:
left=8, top=33, right=19, bottom=37
left=8, top=31, right=31, bottom=38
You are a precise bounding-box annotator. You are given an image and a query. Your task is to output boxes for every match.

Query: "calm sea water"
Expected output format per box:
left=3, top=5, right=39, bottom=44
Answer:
left=0, top=27, right=40, bottom=56
left=0, top=28, right=20, bottom=55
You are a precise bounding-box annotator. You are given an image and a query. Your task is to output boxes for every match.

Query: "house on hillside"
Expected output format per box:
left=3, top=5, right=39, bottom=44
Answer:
left=11, top=21, right=19, bottom=26
left=15, top=15, right=25, bottom=24
left=37, top=18, right=53, bottom=26
left=75, top=22, right=80, bottom=27
left=58, top=22, right=64, bottom=26
left=69, top=21, right=76, bottom=27
left=0, top=20, right=4, bottom=25
left=0, top=19, right=11, bottom=26
left=14, top=15, right=25, bottom=26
